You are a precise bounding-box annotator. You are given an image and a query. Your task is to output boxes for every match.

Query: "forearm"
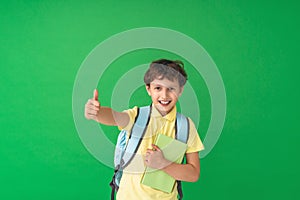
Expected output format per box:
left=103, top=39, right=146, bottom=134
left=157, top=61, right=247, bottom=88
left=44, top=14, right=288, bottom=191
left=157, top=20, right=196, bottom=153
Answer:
left=85, top=90, right=129, bottom=127
left=95, top=107, right=117, bottom=125
left=162, top=162, right=199, bottom=182
left=145, top=149, right=200, bottom=182
left=96, top=107, right=129, bottom=127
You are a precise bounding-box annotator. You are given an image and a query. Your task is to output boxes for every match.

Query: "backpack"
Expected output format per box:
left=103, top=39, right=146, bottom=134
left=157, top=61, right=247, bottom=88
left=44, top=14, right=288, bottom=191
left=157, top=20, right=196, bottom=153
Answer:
left=109, top=105, right=189, bottom=200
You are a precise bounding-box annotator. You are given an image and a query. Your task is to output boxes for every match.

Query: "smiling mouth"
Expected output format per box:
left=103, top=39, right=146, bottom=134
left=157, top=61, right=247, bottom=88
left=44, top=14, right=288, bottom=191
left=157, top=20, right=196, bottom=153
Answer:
left=158, top=100, right=171, bottom=106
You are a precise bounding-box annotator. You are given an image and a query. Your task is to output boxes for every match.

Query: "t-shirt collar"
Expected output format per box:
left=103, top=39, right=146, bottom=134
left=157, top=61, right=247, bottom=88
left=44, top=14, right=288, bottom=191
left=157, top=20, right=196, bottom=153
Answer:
left=151, top=104, right=176, bottom=121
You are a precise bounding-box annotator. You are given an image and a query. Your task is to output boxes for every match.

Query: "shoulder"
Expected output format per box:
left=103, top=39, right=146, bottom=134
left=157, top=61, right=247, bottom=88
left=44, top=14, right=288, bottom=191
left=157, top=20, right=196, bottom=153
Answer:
left=119, top=105, right=152, bottom=130
left=185, top=117, right=205, bottom=153
left=125, top=106, right=139, bottom=118
left=187, top=117, right=197, bottom=131
left=118, top=106, right=138, bottom=131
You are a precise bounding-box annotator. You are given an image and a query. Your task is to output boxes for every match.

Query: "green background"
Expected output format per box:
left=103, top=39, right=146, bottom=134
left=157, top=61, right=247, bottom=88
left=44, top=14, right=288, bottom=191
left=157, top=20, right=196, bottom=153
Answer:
left=1, top=0, right=299, bottom=199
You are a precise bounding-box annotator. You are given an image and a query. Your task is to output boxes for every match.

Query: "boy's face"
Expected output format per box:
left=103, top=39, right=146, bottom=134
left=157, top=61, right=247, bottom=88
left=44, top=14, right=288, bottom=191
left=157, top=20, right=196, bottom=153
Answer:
left=146, top=78, right=184, bottom=116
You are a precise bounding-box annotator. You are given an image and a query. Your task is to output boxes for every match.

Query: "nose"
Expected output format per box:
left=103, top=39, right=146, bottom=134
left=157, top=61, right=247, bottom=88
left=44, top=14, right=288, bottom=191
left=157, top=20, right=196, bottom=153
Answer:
left=160, top=88, right=168, bottom=99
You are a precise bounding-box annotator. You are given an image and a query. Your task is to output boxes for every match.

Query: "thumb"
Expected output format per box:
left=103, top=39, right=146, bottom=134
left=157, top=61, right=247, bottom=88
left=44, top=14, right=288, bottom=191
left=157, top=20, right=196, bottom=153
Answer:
left=93, top=89, right=98, bottom=101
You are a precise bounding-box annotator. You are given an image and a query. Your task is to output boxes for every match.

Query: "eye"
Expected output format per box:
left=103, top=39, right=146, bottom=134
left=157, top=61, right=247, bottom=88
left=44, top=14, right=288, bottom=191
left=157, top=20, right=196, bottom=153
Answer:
left=154, top=86, right=161, bottom=90
left=169, top=87, right=175, bottom=91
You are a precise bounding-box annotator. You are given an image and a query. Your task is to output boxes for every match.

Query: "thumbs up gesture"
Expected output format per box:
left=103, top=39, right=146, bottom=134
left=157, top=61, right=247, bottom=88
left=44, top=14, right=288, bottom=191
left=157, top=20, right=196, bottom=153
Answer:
left=93, top=89, right=98, bottom=101
left=85, top=89, right=101, bottom=121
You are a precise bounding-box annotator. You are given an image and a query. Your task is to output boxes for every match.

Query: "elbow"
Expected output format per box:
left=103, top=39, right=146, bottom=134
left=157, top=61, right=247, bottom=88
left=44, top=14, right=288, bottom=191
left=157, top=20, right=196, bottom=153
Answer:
left=191, top=165, right=201, bottom=182
left=185, top=169, right=199, bottom=182
left=190, top=172, right=200, bottom=182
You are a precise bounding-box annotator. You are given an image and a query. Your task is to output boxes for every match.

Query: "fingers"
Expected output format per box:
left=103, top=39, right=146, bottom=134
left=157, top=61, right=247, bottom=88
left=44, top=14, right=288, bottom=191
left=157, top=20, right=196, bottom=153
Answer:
left=145, top=148, right=153, bottom=158
left=85, top=104, right=98, bottom=120
left=85, top=98, right=100, bottom=120
left=85, top=106, right=99, bottom=115
left=144, top=145, right=167, bottom=169
left=146, top=145, right=161, bottom=154
left=84, top=89, right=101, bottom=121
left=145, top=151, right=151, bottom=165
left=151, top=144, right=161, bottom=152
left=146, top=148, right=152, bottom=153
left=145, top=145, right=161, bottom=159
left=87, top=98, right=100, bottom=107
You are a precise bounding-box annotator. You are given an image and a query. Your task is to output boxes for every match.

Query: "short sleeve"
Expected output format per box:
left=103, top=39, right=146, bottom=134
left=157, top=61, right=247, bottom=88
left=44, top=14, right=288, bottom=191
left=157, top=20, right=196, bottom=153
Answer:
left=186, top=118, right=205, bottom=153
left=118, top=106, right=138, bottom=132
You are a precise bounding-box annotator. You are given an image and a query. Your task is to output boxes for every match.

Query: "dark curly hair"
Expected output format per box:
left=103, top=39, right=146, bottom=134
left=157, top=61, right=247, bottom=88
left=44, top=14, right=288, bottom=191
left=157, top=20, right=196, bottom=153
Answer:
left=144, top=59, right=188, bottom=87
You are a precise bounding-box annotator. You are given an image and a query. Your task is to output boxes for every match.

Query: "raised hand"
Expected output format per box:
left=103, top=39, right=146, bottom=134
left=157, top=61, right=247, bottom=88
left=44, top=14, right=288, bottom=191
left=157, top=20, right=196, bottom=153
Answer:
left=85, top=89, right=101, bottom=121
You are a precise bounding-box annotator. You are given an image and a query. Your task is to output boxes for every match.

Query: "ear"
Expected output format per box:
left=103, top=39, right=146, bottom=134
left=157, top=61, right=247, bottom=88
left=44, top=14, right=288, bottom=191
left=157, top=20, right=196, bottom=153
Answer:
left=145, top=84, right=151, bottom=96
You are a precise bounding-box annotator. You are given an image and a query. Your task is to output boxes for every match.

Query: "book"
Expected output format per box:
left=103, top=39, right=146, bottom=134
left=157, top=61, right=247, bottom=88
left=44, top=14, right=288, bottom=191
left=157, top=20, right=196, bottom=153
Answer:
left=141, top=134, right=187, bottom=193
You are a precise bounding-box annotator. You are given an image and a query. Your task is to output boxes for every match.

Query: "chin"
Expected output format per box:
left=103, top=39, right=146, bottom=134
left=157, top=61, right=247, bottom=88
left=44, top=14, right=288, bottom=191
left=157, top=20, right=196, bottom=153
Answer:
left=158, top=106, right=174, bottom=115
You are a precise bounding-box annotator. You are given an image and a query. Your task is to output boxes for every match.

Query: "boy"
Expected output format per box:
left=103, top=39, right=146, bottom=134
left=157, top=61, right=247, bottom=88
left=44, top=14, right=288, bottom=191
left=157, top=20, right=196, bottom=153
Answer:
left=85, top=59, right=204, bottom=200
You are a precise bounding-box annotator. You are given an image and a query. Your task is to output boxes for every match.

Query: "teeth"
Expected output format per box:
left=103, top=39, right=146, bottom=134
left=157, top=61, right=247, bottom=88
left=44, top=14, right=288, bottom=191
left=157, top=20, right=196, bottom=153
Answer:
left=160, top=101, right=170, bottom=105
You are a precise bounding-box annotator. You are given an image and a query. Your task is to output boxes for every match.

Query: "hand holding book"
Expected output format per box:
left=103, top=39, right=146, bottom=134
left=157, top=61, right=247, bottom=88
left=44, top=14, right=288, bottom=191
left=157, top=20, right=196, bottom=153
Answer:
left=145, top=144, right=172, bottom=169
left=141, top=134, right=187, bottom=193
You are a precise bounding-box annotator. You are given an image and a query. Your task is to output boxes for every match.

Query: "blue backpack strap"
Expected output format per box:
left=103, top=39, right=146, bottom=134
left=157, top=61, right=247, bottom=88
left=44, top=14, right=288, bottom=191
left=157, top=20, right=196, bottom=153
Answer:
left=175, top=112, right=189, bottom=143
left=110, top=106, right=151, bottom=200
left=120, top=106, right=151, bottom=169
left=175, top=112, right=189, bottom=200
